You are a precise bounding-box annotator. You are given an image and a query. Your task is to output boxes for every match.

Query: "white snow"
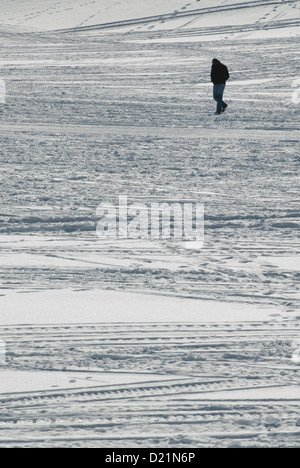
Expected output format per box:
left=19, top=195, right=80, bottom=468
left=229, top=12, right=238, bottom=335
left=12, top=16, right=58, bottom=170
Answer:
left=0, top=289, right=275, bottom=326
left=165, top=385, right=300, bottom=401
left=0, top=0, right=299, bottom=39
left=0, top=369, right=175, bottom=394
left=0, top=0, right=299, bottom=450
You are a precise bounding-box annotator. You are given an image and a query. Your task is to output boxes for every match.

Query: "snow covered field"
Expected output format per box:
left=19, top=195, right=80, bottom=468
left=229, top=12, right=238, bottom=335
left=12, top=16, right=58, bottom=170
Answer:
left=0, top=0, right=299, bottom=449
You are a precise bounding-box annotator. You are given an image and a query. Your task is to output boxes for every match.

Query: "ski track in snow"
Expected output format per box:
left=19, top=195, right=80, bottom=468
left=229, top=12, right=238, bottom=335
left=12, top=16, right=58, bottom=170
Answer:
left=1, top=0, right=300, bottom=35
left=0, top=5, right=299, bottom=448
left=1, top=322, right=300, bottom=448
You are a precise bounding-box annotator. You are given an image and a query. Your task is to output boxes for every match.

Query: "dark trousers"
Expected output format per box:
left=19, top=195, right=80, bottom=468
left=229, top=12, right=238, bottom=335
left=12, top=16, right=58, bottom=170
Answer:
left=213, top=83, right=226, bottom=114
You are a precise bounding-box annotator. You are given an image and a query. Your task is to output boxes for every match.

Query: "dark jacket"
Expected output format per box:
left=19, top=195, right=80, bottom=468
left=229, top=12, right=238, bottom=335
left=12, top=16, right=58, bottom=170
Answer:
left=211, top=61, right=230, bottom=85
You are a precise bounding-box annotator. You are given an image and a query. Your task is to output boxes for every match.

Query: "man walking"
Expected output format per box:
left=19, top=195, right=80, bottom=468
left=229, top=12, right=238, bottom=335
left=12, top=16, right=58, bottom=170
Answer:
left=211, top=59, right=230, bottom=115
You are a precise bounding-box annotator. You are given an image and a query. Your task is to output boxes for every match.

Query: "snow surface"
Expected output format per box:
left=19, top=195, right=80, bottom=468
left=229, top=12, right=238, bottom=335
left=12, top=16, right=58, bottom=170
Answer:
left=0, top=0, right=299, bottom=39
left=0, top=0, right=299, bottom=450
left=0, top=289, right=275, bottom=326
left=0, top=370, right=172, bottom=394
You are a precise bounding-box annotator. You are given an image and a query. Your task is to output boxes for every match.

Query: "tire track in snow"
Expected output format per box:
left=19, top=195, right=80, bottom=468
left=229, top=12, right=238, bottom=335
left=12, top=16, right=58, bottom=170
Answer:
left=55, top=0, right=300, bottom=33
left=1, top=122, right=299, bottom=141
left=1, top=321, right=299, bottom=447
